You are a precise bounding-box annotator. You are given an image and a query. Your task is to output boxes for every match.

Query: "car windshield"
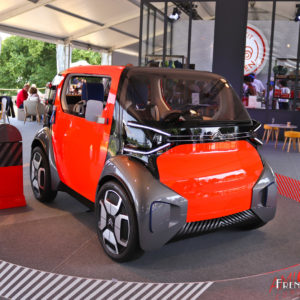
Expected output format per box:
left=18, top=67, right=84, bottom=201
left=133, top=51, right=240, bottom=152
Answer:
left=121, top=68, right=251, bottom=129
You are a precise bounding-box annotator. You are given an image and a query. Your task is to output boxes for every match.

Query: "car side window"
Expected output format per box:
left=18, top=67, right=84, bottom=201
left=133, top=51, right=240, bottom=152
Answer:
left=61, top=75, right=111, bottom=121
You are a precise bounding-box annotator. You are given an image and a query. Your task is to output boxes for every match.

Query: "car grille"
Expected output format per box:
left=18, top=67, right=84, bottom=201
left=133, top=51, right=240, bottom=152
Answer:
left=173, top=210, right=259, bottom=240
left=167, top=132, right=252, bottom=143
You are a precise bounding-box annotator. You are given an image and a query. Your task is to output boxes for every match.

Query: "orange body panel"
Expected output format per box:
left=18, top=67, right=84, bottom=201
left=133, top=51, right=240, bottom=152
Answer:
left=52, top=66, right=124, bottom=202
left=157, top=141, right=263, bottom=222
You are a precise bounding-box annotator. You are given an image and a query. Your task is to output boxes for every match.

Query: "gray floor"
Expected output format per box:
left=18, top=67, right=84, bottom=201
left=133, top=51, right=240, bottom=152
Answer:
left=259, top=140, right=300, bottom=180
left=1, top=118, right=300, bottom=299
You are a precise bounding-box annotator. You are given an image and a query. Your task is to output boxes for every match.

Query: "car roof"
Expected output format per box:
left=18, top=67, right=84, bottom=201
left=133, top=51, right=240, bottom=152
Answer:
left=62, top=65, right=125, bottom=75
left=62, top=65, right=224, bottom=82
left=125, top=67, right=223, bottom=81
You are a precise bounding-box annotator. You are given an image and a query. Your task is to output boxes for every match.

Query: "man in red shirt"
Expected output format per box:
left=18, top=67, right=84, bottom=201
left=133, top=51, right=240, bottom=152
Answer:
left=16, top=83, right=30, bottom=108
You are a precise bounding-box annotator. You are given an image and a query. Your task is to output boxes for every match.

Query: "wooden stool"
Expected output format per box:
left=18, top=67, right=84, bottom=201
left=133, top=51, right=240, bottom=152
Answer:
left=282, top=131, right=300, bottom=152
left=262, top=124, right=279, bottom=144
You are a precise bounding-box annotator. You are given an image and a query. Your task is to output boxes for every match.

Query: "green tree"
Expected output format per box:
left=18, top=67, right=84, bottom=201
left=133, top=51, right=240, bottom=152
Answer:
left=0, top=36, right=57, bottom=89
left=72, top=48, right=101, bottom=65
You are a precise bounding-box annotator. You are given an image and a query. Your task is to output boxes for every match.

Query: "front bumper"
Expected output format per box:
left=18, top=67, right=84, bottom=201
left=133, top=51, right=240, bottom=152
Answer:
left=173, top=210, right=260, bottom=240
left=101, top=157, right=276, bottom=251
left=149, top=160, right=277, bottom=244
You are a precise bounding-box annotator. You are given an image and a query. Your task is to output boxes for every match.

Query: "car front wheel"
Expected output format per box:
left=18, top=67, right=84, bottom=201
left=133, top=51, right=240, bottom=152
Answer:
left=30, top=146, right=57, bottom=202
left=96, top=181, right=140, bottom=262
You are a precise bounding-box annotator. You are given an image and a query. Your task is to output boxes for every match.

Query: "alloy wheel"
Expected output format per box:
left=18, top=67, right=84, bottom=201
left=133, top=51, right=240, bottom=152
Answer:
left=98, top=189, right=130, bottom=255
left=31, top=151, right=46, bottom=197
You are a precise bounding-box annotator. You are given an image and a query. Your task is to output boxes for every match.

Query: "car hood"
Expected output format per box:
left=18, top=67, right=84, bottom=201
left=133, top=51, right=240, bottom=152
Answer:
left=157, top=140, right=263, bottom=222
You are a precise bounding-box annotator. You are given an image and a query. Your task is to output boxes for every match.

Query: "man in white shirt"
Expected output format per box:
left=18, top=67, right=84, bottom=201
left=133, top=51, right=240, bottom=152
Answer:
left=250, top=73, right=265, bottom=95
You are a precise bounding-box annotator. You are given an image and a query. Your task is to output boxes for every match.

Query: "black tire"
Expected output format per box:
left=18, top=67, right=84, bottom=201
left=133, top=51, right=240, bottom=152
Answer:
left=95, top=181, right=140, bottom=262
left=30, top=146, right=57, bottom=202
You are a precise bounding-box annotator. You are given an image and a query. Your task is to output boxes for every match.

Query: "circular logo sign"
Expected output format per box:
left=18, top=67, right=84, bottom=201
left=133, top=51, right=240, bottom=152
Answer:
left=244, top=25, right=268, bottom=75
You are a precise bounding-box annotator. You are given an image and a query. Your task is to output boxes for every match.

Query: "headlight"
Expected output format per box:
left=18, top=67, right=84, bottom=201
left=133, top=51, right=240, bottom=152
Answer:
left=123, top=121, right=171, bottom=155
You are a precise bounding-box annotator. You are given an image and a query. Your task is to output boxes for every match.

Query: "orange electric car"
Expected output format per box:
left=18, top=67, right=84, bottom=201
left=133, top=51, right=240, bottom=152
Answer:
left=30, top=66, right=277, bottom=261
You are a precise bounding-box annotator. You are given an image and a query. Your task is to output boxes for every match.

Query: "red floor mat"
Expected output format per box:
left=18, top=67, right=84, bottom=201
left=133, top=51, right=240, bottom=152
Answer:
left=276, top=173, right=300, bottom=202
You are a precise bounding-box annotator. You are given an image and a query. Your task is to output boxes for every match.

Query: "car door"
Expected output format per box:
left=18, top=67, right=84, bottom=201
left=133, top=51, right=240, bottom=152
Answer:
left=52, top=67, right=123, bottom=202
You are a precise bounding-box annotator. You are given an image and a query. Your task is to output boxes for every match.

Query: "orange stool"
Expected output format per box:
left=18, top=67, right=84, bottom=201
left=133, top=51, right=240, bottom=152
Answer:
left=262, top=124, right=279, bottom=144
left=282, top=131, right=300, bottom=152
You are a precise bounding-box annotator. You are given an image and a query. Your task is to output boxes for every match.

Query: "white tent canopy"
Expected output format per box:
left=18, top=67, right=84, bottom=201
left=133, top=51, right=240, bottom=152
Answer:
left=0, top=0, right=144, bottom=54
left=0, top=1, right=297, bottom=58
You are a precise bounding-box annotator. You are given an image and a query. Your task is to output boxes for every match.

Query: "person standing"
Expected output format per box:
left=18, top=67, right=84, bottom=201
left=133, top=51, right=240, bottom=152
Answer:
left=243, top=75, right=257, bottom=96
left=278, top=80, right=290, bottom=110
left=265, top=81, right=274, bottom=105
left=16, top=83, right=30, bottom=108
left=250, top=73, right=265, bottom=96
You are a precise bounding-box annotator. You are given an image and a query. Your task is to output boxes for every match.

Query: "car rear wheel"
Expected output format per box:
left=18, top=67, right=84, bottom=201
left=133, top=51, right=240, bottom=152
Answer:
left=96, top=181, right=140, bottom=262
left=30, top=147, right=57, bottom=202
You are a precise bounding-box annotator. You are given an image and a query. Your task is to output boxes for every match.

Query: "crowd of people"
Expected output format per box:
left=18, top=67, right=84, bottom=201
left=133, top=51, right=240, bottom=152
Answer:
left=243, top=73, right=291, bottom=110
left=16, top=83, right=42, bottom=109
